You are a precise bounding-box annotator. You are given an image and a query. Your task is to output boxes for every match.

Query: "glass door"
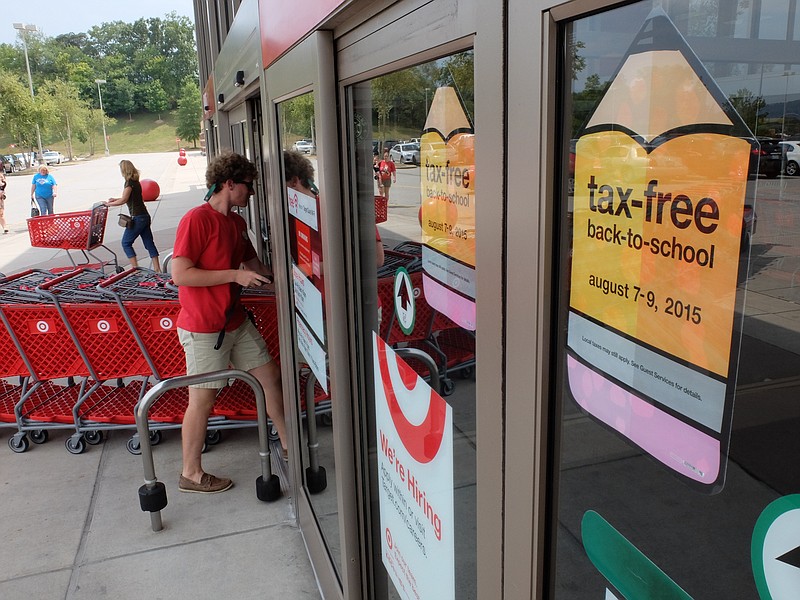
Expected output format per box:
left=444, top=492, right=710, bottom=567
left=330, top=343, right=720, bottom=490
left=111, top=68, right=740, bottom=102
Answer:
left=550, top=1, right=800, bottom=597
left=346, top=49, right=478, bottom=600
left=263, top=31, right=354, bottom=598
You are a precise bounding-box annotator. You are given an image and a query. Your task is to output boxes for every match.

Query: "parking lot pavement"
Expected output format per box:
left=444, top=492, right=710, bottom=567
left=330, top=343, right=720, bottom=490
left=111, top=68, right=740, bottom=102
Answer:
left=0, top=152, right=209, bottom=274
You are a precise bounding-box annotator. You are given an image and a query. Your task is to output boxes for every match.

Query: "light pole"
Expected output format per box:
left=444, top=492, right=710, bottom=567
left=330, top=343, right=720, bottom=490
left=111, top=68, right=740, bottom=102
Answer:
left=12, top=23, right=44, bottom=166
left=781, top=71, right=796, bottom=140
left=95, top=79, right=110, bottom=156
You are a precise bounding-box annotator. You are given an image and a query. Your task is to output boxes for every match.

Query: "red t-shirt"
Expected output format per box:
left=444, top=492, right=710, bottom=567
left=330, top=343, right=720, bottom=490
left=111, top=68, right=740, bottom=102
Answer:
left=173, top=202, right=256, bottom=333
left=378, top=159, right=396, bottom=181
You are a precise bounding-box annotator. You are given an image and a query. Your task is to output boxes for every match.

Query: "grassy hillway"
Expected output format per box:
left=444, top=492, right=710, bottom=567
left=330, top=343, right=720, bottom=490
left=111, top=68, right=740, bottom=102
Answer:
left=2, top=111, right=199, bottom=162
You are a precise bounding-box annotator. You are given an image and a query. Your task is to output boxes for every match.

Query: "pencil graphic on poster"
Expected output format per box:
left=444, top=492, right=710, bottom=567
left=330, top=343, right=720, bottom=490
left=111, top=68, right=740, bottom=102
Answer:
left=566, top=8, right=753, bottom=493
left=420, top=87, right=476, bottom=331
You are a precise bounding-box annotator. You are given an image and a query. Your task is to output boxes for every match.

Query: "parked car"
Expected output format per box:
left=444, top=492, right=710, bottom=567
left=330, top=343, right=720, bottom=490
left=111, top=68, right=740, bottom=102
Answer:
left=748, top=138, right=782, bottom=179
left=42, top=151, right=64, bottom=165
left=2, top=155, right=16, bottom=173
left=292, top=140, right=314, bottom=154
left=779, top=141, right=799, bottom=176
left=389, top=142, right=420, bottom=165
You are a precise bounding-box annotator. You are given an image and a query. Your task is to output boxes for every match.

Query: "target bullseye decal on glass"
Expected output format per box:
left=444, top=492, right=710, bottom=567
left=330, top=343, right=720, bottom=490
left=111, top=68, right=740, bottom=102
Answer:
left=373, top=333, right=454, bottom=599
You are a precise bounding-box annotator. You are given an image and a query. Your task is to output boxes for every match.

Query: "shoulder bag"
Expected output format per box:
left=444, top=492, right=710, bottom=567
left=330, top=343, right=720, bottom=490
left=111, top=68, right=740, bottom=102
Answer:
left=118, top=213, right=133, bottom=228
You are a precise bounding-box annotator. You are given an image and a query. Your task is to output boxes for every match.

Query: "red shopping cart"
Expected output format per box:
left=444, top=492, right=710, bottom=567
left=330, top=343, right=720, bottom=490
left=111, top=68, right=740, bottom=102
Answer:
left=377, top=266, right=474, bottom=396
left=0, top=270, right=91, bottom=452
left=96, top=269, right=259, bottom=454
left=27, top=203, right=119, bottom=273
left=35, top=268, right=155, bottom=453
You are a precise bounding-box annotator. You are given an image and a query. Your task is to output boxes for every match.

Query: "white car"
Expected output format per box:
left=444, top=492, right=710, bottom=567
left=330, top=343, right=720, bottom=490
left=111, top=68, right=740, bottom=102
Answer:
left=42, top=151, right=64, bottom=165
left=293, top=140, right=314, bottom=154
left=389, top=142, right=420, bottom=165
left=780, top=141, right=800, bottom=177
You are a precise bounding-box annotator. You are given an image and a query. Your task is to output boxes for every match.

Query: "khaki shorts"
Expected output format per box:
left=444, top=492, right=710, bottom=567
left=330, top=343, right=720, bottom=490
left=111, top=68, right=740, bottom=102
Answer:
left=178, top=319, right=272, bottom=389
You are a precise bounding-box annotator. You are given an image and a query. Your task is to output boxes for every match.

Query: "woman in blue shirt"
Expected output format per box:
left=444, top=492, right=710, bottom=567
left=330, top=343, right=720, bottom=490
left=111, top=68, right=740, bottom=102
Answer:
left=30, top=166, right=57, bottom=215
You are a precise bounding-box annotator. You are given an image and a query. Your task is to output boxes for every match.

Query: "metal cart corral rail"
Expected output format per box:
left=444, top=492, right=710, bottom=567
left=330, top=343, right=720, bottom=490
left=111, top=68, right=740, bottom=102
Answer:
left=135, top=369, right=281, bottom=532
left=27, top=203, right=119, bottom=273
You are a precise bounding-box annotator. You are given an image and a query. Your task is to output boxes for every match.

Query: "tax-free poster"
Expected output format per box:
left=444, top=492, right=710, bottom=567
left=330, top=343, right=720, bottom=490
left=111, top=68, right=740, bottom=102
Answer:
left=566, top=9, right=752, bottom=492
left=420, top=86, right=476, bottom=331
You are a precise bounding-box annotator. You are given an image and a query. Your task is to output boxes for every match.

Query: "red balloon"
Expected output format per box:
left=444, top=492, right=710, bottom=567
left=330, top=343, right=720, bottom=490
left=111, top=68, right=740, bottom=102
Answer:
left=177, top=156, right=188, bottom=166
left=141, top=179, right=161, bottom=201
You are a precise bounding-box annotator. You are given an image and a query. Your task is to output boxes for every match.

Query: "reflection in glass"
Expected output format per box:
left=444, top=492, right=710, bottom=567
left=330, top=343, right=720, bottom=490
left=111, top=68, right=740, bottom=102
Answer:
left=277, top=93, right=342, bottom=576
left=350, top=51, right=477, bottom=599
left=555, top=0, right=800, bottom=597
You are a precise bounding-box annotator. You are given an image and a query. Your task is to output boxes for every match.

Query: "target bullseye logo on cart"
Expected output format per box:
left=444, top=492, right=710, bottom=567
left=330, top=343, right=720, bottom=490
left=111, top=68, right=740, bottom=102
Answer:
left=89, top=319, right=118, bottom=334
left=31, top=319, right=54, bottom=334
left=150, top=316, right=175, bottom=331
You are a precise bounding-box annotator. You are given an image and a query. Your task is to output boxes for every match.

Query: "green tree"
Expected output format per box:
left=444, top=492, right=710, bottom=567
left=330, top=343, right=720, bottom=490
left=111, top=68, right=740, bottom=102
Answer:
left=0, top=67, right=40, bottom=154
left=281, top=93, right=315, bottom=141
left=143, top=81, right=169, bottom=121
left=176, top=81, right=201, bottom=147
left=729, top=88, right=767, bottom=136
left=39, top=79, right=91, bottom=160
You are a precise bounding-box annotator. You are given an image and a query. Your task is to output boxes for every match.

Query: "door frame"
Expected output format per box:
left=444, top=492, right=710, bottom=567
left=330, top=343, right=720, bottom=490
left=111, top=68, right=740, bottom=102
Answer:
left=262, top=31, right=357, bottom=600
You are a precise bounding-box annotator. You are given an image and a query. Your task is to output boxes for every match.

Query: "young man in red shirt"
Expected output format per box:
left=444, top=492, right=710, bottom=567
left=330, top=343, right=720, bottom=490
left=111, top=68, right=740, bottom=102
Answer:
left=172, top=151, right=287, bottom=494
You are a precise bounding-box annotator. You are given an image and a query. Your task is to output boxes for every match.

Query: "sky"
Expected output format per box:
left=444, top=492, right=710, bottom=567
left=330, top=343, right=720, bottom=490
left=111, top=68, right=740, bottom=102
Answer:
left=2, top=0, right=195, bottom=46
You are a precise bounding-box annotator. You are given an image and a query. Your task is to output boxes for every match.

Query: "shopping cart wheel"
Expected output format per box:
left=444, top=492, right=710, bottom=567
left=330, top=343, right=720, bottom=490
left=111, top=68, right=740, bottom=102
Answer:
left=267, top=424, right=280, bottom=442
left=320, top=413, right=333, bottom=427
left=65, top=435, right=86, bottom=455
left=458, top=365, right=475, bottom=379
left=8, top=434, right=29, bottom=453
left=205, top=430, right=222, bottom=445
left=149, top=430, right=162, bottom=445
left=256, top=474, right=281, bottom=502
left=126, top=436, right=142, bottom=455
left=441, top=378, right=456, bottom=396
left=306, top=466, right=328, bottom=494
left=30, top=429, right=49, bottom=444
left=85, top=430, right=104, bottom=445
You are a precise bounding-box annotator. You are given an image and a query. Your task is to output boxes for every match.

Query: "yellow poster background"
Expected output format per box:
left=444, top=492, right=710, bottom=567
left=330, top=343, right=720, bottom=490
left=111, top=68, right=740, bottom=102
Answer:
left=420, top=130, right=475, bottom=266
left=570, top=130, right=749, bottom=377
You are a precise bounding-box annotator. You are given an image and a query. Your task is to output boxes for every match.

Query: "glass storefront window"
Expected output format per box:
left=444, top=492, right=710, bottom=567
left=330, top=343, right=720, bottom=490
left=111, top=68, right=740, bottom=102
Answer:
left=348, top=51, right=477, bottom=599
left=276, top=93, right=343, bottom=577
left=554, top=1, right=800, bottom=597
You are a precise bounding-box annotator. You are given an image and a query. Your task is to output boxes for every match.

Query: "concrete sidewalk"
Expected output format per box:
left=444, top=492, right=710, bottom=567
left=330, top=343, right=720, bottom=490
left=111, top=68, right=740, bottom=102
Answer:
left=0, top=152, right=323, bottom=599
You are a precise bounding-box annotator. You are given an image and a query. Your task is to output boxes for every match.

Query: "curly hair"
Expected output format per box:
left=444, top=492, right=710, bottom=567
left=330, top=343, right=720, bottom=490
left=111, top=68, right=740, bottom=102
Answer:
left=283, top=150, right=315, bottom=184
left=206, top=150, right=258, bottom=190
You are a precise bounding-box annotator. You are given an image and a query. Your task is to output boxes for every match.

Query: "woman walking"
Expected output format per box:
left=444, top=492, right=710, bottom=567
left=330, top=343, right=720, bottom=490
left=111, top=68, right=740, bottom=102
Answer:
left=30, top=165, right=57, bottom=215
left=104, top=160, right=162, bottom=272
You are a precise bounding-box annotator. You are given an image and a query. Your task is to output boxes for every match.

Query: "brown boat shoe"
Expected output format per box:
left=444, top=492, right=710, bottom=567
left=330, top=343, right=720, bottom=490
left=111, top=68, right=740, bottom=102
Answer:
left=178, top=473, right=233, bottom=494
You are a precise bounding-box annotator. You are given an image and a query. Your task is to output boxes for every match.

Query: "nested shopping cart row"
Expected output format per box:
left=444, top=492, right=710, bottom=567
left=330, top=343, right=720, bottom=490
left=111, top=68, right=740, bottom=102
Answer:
left=377, top=240, right=476, bottom=396
left=0, top=268, right=310, bottom=455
